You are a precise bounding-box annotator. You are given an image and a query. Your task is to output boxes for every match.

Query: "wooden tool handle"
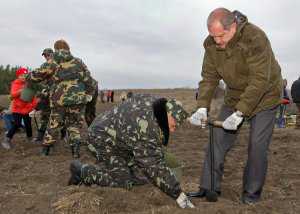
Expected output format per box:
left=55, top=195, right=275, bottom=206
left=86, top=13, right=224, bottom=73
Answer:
left=208, top=120, right=223, bottom=128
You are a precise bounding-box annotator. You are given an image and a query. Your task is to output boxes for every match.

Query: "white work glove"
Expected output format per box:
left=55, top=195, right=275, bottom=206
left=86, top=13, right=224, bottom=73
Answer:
left=29, top=110, right=36, bottom=118
left=188, top=107, right=207, bottom=127
left=222, top=111, right=243, bottom=130
left=86, top=95, right=93, bottom=102
left=176, top=192, right=195, bottom=209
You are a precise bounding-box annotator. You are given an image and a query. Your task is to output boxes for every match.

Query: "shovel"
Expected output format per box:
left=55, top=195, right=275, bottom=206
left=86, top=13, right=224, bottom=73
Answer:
left=205, top=120, right=223, bottom=202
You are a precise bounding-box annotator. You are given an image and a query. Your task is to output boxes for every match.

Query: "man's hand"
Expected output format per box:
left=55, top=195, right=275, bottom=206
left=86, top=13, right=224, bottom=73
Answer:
left=222, top=111, right=243, bottom=130
left=86, top=95, right=93, bottom=102
left=29, top=110, right=36, bottom=118
left=176, top=192, right=195, bottom=208
left=188, top=107, right=207, bottom=127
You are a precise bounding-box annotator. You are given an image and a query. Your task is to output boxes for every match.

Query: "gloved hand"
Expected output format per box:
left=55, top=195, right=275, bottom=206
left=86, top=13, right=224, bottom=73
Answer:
left=188, top=107, right=207, bottom=127
left=29, top=110, right=36, bottom=117
left=86, top=95, right=93, bottom=102
left=222, top=111, right=243, bottom=130
left=176, top=192, right=195, bottom=208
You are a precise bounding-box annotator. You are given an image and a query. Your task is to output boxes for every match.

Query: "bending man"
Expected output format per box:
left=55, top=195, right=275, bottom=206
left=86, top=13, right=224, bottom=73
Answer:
left=188, top=8, right=282, bottom=204
left=68, top=94, right=194, bottom=209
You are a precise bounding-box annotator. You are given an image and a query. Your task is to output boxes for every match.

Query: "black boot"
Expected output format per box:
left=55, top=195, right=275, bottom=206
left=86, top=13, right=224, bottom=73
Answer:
left=187, top=188, right=221, bottom=199
left=41, top=145, right=51, bottom=156
left=186, top=188, right=207, bottom=198
left=71, top=142, right=80, bottom=159
left=68, top=160, right=83, bottom=185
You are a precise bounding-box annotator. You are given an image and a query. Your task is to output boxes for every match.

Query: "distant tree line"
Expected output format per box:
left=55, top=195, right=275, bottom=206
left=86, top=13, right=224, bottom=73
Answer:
left=0, top=64, right=33, bottom=95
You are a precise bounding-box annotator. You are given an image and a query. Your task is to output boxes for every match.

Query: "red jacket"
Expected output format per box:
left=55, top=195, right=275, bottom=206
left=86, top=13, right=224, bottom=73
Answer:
left=10, top=79, right=37, bottom=114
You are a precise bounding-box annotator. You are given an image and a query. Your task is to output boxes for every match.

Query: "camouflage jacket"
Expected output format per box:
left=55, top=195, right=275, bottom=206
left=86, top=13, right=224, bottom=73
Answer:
left=28, top=50, right=97, bottom=107
left=88, top=94, right=181, bottom=198
left=198, top=11, right=282, bottom=117
left=74, top=57, right=98, bottom=97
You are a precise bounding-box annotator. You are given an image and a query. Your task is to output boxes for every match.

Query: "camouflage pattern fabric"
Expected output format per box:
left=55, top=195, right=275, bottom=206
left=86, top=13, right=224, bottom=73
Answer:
left=166, top=99, right=189, bottom=125
left=42, top=48, right=54, bottom=56
left=27, top=49, right=97, bottom=107
left=43, top=105, right=85, bottom=146
left=82, top=94, right=186, bottom=198
left=74, top=57, right=98, bottom=126
left=39, top=105, right=51, bottom=133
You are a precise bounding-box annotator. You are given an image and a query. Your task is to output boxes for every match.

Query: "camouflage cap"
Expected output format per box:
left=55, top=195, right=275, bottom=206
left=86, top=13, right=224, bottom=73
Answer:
left=42, top=48, right=54, bottom=56
left=166, top=99, right=189, bottom=125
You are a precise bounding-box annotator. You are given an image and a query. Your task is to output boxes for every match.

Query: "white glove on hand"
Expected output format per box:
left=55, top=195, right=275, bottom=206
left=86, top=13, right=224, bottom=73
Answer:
left=176, top=192, right=195, bottom=208
left=188, top=108, right=207, bottom=126
left=86, top=95, right=93, bottom=102
left=222, top=111, right=243, bottom=130
left=29, top=110, right=36, bottom=118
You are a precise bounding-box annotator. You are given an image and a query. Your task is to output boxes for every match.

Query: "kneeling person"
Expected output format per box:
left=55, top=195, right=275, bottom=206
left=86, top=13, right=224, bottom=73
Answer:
left=68, top=94, right=194, bottom=208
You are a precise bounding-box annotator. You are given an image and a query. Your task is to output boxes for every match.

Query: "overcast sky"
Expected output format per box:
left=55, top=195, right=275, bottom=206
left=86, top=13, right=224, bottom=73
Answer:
left=0, top=0, right=299, bottom=89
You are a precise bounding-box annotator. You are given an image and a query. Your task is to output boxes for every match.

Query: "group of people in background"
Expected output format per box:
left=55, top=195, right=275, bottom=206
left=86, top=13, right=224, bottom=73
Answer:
left=1, top=39, right=98, bottom=159
left=99, top=89, right=114, bottom=103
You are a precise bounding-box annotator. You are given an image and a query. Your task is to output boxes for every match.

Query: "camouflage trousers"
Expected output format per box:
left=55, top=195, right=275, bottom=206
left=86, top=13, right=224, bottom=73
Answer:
left=43, top=105, right=85, bottom=146
left=81, top=130, right=181, bottom=198
left=82, top=131, right=137, bottom=188
left=39, top=107, right=51, bottom=133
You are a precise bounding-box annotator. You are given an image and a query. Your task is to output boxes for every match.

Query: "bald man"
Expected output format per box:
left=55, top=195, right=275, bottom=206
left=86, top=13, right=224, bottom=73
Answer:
left=188, top=8, right=282, bottom=204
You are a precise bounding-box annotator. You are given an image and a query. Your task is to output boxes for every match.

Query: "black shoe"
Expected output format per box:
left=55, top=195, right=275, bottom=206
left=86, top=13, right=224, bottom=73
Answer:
left=186, top=188, right=207, bottom=198
left=68, top=160, right=83, bottom=185
left=187, top=188, right=220, bottom=202
left=41, top=145, right=51, bottom=156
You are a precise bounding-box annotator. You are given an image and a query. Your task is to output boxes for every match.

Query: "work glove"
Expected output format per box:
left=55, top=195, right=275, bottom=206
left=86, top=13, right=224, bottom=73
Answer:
left=176, top=192, right=195, bottom=208
left=188, top=107, right=207, bottom=127
left=86, top=95, right=93, bottom=102
left=222, top=111, right=243, bottom=130
left=29, top=110, right=36, bottom=118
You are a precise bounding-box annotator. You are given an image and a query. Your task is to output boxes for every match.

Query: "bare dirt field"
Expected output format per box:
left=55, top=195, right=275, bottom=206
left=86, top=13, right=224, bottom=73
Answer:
left=0, top=89, right=299, bottom=214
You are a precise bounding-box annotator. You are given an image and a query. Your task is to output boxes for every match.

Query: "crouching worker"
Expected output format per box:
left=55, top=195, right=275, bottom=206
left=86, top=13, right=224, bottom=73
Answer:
left=68, top=94, right=195, bottom=209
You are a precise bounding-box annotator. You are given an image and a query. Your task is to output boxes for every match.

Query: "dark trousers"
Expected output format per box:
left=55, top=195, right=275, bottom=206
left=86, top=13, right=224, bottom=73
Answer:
left=6, top=113, right=32, bottom=139
left=200, top=105, right=277, bottom=199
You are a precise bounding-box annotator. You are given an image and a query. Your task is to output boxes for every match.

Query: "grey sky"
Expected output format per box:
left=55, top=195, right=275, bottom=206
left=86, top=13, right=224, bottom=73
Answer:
left=0, top=0, right=299, bottom=89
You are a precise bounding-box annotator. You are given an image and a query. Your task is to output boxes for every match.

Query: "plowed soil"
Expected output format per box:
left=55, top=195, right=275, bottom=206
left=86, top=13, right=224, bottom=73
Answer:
left=0, top=89, right=299, bottom=214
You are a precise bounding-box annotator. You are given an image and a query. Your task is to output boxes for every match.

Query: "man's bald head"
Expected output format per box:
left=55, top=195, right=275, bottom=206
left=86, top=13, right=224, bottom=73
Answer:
left=207, top=8, right=235, bottom=30
left=206, top=8, right=237, bottom=48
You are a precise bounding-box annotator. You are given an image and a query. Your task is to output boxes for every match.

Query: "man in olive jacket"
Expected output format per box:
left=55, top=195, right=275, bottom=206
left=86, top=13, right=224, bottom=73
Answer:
left=188, top=8, right=282, bottom=204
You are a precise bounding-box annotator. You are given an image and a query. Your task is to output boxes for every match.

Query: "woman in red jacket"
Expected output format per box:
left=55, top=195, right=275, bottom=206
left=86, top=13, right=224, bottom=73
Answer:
left=1, top=67, right=38, bottom=150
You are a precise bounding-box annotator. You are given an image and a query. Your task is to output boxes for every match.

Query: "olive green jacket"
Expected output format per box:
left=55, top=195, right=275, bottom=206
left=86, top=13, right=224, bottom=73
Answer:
left=197, top=12, right=282, bottom=117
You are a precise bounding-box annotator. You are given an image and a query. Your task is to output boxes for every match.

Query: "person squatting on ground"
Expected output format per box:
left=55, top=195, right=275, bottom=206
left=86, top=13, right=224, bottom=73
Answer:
left=291, top=77, right=300, bottom=128
left=68, top=94, right=195, bottom=209
left=276, top=79, right=290, bottom=128
left=27, top=39, right=97, bottom=158
left=188, top=8, right=282, bottom=204
left=2, top=68, right=38, bottom=150
left=31, top=48, right=54, bottom=144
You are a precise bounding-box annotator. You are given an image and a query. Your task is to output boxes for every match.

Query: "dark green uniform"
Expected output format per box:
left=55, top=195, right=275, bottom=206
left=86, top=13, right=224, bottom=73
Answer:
left=74, top=57, right=99, bottom=127
left=28, top=50, right=97, bottom=155
left=81, top=94, right=188, bottom=199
